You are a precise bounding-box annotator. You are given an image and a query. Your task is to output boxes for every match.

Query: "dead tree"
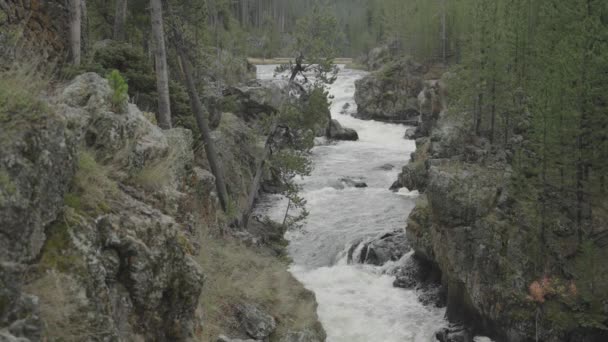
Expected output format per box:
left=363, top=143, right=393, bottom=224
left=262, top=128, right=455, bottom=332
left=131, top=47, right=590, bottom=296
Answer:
left=69, top=0, right=81, bottom=65
left=171, top=28, right=230, bottom=213
left=150, top=0, right=172, bottom=129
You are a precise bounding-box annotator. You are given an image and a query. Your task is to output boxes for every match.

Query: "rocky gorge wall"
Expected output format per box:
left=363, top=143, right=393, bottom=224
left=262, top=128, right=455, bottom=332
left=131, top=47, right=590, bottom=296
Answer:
left=0, top=70, right=326, bottom=342
left=385, top=70, right=608, bottom=342
left=353, top=45, right=608, bottom=342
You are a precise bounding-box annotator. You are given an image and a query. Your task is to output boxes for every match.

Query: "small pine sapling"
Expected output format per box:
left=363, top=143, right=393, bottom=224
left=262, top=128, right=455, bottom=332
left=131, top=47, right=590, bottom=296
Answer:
left=106, top=69, right=129, bottom=113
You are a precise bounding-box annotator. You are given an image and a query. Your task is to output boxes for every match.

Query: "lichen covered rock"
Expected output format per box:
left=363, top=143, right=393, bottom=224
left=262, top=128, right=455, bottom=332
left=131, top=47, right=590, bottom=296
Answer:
left=354, top=58, right=426, bottom=123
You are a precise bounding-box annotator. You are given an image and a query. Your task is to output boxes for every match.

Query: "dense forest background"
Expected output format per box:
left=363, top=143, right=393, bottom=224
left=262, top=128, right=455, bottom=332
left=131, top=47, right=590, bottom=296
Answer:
left=80, top=0, right=607, bottom=246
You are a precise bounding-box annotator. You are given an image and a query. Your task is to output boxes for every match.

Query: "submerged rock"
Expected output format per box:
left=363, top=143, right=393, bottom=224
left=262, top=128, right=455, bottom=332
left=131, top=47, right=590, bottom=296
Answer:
left=377, top=163, right=395, bottom=171
left=435, top=325, right=473, bottom=342
left=339, top=177, right=367, bottom=188
left=328, top=119, right=359, bottom=141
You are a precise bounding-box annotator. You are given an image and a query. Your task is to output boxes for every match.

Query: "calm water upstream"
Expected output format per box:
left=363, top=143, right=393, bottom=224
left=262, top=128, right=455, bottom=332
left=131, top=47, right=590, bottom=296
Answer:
left=256, top=65, right=447, bottom=342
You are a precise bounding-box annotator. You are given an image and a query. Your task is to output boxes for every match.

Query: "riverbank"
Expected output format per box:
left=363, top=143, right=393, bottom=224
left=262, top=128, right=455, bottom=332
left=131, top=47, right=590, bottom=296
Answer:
left=0, top=68, right=326, bottom=341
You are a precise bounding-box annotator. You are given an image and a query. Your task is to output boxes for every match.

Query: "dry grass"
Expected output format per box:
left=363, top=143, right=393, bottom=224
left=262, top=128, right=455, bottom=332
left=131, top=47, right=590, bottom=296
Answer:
left=64, top=151, right=119, bottom=215
left=197, top=226, right=322, bottom=341
left=0, top=62, right=53, bottom=143
left=129, top=146, right=179, bottom=192
left=24, top=270, right=113, bottom=341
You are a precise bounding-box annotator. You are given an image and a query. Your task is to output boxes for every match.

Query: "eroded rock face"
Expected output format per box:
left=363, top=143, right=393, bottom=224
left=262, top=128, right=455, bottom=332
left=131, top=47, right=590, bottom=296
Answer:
left=1, top=73, right=206, bottom=341
left=400, top=76, right=608, bottom=341
left=354, top=58, right=426, bottom=123
left=0, top=106, right=76, bottom=263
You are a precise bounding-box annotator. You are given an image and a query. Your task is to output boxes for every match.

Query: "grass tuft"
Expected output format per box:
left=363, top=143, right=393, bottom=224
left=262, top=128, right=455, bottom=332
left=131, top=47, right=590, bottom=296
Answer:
left=65, top=151, right=118, bottom=216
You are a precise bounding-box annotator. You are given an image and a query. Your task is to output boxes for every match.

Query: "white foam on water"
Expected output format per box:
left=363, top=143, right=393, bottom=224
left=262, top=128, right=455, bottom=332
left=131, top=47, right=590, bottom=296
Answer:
left=256, top=64, right=447, bottom=341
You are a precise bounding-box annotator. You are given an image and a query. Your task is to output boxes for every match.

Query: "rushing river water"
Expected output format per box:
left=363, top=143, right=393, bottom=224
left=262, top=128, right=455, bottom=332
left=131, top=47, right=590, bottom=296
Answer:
left=256, top=65, right=447, bottom=342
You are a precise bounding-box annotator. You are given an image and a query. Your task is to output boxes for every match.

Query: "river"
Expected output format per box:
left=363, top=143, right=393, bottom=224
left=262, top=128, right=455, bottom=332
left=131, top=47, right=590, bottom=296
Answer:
left=256, top=65, right=447, bottom=342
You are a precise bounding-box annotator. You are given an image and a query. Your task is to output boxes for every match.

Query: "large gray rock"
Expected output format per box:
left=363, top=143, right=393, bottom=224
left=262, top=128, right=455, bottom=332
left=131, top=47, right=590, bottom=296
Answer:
left=223, top=79, right=302, bottom=122
left=235, top=303, right=277, bottom=340
left=348, top=231, right=410, bottom=266
left=328, top=119, right=358, bottom=141
left=354, top=58, right=426, bottom=123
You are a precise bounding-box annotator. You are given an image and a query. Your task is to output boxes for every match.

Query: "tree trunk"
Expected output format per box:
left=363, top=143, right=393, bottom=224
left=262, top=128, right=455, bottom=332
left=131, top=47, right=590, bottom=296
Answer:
left=69, top=0, right=81, bottom=66
left=441, top=0, right=447, bottom=64
left=113, top=0, right=128, bottom=41
left=150, top=0, right=172, bottom=129
left=175, top=42, right=230, bottom=213
left=81, top=0, right=88, bottom=56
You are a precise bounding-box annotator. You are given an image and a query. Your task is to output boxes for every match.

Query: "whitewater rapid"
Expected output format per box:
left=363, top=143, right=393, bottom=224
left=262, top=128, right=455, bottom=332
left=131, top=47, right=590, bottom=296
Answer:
left=256, top=65, right=447, bottom=342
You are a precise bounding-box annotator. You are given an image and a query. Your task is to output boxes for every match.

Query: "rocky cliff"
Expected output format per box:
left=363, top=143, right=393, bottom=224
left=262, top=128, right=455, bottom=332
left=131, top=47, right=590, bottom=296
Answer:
left=393, top=74, right=608, bottom=341
left=0, top=71, right=325, bottom=342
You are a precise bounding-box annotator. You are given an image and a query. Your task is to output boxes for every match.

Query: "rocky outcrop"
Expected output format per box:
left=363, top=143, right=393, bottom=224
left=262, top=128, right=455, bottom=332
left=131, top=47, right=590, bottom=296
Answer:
left=399, top=79, right=608, bottom=341
left=328, top=119, right=358, bottom=141
left=354, top=58, right=427, bottom=123
left=0, top=73, right=207, bottom=341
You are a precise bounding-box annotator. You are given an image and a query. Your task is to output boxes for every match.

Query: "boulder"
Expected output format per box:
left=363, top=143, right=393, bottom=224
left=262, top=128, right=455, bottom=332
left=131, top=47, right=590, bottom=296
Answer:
left=404, top=128, right=418, bottom=139
left=235, top=303, right=277, bottom=340
left=376, top=163, right=395, bottom=171
left=435, top=326, right=473, bottom=342
left=328, top=119, right=359, bottom=141
left=223, top=79, right=302, bottom=123
left=339, top=177, right=367, bottom=188
left=348, top=232, right=410, bottom=266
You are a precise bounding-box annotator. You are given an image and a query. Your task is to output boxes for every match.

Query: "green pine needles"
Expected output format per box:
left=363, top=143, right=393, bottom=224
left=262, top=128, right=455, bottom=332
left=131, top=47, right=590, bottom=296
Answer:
left=106, top=69, right=129, bottom=113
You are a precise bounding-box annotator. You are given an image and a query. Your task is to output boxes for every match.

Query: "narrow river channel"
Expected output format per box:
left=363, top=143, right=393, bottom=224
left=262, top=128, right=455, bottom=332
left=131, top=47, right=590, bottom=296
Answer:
left=256, top=65, right=447, bottom=342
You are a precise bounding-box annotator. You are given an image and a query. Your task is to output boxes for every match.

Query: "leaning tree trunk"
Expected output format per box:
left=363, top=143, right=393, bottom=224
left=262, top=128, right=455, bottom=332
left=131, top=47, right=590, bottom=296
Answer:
left=113, top=0, right=128, bottom=41
left=242, top=122, right=278, bottom=227
left=175, top=42, right=230, bottom=213
left=69, top=0, right=81, bottom=65
left=150, top=0, right=172, bottom=129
